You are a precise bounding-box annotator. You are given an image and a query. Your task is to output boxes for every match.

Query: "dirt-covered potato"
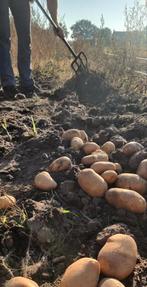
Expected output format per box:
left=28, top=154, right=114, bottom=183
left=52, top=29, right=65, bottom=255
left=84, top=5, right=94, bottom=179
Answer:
left=0, top=195, right=16, bottom=210
left=71, top=137, right=84, bottom=150
left=91, top=161, right=116, bottom=174
left=34, top=171, right=57, bottom=191
left=49, top=156, right=72, bottom=172
left=101, top=170, right=118, bottom=185
left=105, top=188, right=146, bottom=213
left=83, top=142, right=100, bottom=154
left=62, top=129, right=88, bottom=142
left=98, top=278, right=125, bottom=287
left=116, top=173, right=147, bottom=194
left=101, top=141, right=116, bottom=154
left=122, top=141, right=144, bottom=157
left=5, top=277, right=39, bottom=287
left=82, top=150, right=108, bottom=166
left=137, top=159, right=147, bottom=180
left=78, top=168, right=108, bottom=197
left=60, top=257, right=100, bottom=287
left=129, top=149, right=147, bottom=170
left=97, top=234, right=138, bottom=280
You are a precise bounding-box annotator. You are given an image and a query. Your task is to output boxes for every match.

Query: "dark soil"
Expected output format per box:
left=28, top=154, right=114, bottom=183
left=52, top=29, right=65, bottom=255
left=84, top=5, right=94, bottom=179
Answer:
left=0, top=71, right=147, bottom=286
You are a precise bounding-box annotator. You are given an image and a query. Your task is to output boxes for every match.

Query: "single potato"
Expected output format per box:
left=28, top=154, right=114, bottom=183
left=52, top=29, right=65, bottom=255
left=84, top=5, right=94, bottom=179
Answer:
left=91, top=161, right=116, bottom=174
left=82, top=150, right=108, bottom=166
left=49, top=156, right=72, bottom=172
left=101, top=170, right=118, bottom=185
left=105, top=188, right=146, bottom=213
left=137, top=159, right=147, bottom=180
left=101, top=141, right=115, bottom=154
left=34, top=171, right=57, bottom=191
left=122, top=141, right=144, bottom=157
left=116, top=173, right=147, bottom=195
left=83, top=142, right=100, bottom=155
left=5, top=277, right=39, bottom=287
left=98, top=234, right=137, bottom=280
left=60, top=257, right=100, bottom=287
left=71, top=137, right=84, bottom=150
left=0, top=195, right=16, bottom=210
left=98, top=278, right=125, bottom=287
left=78, top=168, right=108, bottom=197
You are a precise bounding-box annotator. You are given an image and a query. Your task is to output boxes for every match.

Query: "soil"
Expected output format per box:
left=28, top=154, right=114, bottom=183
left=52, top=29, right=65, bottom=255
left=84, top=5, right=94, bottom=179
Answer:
left=0, top=71, right=147, bottom=287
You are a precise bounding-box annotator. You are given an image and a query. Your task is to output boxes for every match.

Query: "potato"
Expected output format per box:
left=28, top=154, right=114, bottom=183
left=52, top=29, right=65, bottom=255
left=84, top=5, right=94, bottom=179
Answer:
left=62, top=129, right=88, bottom=142
left=34, top=171, right=57, bottom=191
left=116, top=173, right=147, bottom=195
left=0, top=195, right=16, bottom=210
left=78, top=168, right=108, bottom=197
left=71, top=137, right=84, bottom=150
left=101, top=170, right=118, bottom=185
left=98, top=278, right=125, bottom=287
left=60, top=257, right=100, bottom=287
left=122, top=141, right=144, bottom=157
left=83, top=142, right=100, bottom=154
left=5, top=277, right=39, bottom=287
left=105, top=188, right=146, bottom=213
left=115, top=163, right=122, bottom=174
left=82, top=150, right=108, bottom=166
left=101, top=141, right=116, bottom=154
left=137, top=159, right=147, bottom=180
left=91, top=161, right=116, bottom=174
left=49, top=156, right=72, bottom=172
left=97, top=234, right=137, bottom=280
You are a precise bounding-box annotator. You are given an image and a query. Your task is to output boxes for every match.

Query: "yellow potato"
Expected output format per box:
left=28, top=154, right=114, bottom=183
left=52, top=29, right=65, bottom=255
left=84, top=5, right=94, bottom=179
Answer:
left=91, top=161, right=116, bottom=174
left=98, top=278, right=125, bottom=287
left=83, top=142, right=100, bottom=154
left=115, top=163, right=122, bottom=174
left=0, top=195, right=16, bottom=210
left=105, top=188, right=146, bottom=213
left=5, top=277, right=39, bottom=287
left=137, top=159, right=147, bottom=180
left=34, top=171, right=57, bottom=191
left=82, top=150, right=108, bottom=166
left=122, top=141, right=143, bottom=157
left=116, top=173, right=147, bottom=195
left=101, top=170, right=118, bottom=184
left=49, top=156, right=72, bottom=172
left=101, top=141, right=116, bottom=154
left=78, top=168, right=108, bottom=197
left=61, top=257, right=100, bottom=287
left=98, top=234, right=137, bottom=280
left=71, top=137, right=84, bottom=150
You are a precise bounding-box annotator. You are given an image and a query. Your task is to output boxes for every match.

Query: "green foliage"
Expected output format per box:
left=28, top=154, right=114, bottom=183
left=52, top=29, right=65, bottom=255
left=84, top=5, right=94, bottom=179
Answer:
left=71, top=19, right=99, bottom=40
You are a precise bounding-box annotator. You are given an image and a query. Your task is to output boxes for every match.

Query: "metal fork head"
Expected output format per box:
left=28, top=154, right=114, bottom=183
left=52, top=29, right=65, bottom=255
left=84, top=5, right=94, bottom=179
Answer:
left=71, top=51, right=88, bottom=74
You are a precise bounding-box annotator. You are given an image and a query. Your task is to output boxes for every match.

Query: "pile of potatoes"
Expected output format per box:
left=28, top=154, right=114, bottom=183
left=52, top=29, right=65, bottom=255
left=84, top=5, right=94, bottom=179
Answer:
left=34, top=129, right=147, bottom=215
left=60, top=233, right=138, bottom=287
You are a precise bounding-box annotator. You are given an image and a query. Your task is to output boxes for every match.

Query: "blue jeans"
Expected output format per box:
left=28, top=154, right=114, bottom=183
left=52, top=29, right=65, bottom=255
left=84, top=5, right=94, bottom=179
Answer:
left=0, top=0, right=34, bottom=88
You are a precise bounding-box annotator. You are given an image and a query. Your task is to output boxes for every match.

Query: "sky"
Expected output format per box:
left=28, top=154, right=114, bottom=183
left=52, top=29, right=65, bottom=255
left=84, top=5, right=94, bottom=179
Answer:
left=58, top=0, right=146, bottom=32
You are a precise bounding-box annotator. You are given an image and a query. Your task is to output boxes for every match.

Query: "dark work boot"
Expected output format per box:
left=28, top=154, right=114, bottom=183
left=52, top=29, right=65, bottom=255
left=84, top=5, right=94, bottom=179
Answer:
left=3, top=85, right=18, bottom=98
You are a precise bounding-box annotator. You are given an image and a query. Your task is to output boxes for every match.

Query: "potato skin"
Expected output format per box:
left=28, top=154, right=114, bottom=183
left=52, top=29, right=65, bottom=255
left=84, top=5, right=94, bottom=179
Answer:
left=122, top=141, right=143, bottom=157
left=78, top=168, right=108, bottom=197
left=61, top=257, right=100, bottom=287
left=49, top=156, right=72, bottom=172
left=98, top=234, right=137, bottom=280
left=62, top=129, right=88, bottom=142
left=137, top=159, right=147, bottom=180
left=116, top=173, right=147, bottom=194
left=105, top=188, right=146, bottom=213
left=0, top=195, right=16, bottom=209
left=101, top=170, right=118, bottom=184
left=83, top=142, right=100, bottom=155
left=115, top=163, right=122, bottom=174
left=34, top=171, right=57, bottom=191
left=98, top=278, right=125, bottom=287
left=101, top=141, right=115, bottom=154
left=82, top=150, right=108, bottom=166
left=5, top=277, right=39, bottom=287
left=91, top=161, right=116, bottom=174
left=71, top=137, right=84, bottom=150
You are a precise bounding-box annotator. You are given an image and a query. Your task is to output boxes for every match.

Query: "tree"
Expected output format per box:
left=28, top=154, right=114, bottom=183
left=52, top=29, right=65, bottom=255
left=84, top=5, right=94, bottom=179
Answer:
left=98, top=27, right=112, bottom=46
left=70, top=19, right=99, bottom=40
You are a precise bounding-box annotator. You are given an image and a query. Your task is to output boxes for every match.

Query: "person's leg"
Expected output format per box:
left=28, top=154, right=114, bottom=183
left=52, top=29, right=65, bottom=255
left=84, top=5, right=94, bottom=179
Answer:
left=0, top=0, right=15, bottom=88
left=10, top=0, right=34, bottom=89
